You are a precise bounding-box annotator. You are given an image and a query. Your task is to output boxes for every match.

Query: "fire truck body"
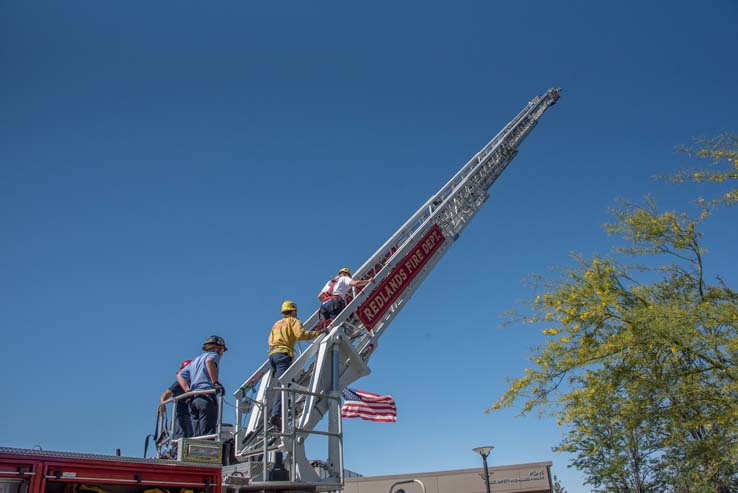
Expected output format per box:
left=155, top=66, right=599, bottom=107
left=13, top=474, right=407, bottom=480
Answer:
left=0, top=448, right=220, bottom=493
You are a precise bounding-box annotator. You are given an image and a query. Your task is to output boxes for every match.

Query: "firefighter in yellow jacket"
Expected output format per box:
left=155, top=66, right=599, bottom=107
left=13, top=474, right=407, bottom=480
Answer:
left=268, top=300, right=324, bottom=429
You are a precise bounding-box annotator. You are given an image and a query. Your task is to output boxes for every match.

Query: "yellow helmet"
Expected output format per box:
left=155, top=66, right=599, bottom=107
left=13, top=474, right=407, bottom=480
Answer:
left=281, top=300, right=298, bottom=314
left=338, top=267, right=352, bottom=277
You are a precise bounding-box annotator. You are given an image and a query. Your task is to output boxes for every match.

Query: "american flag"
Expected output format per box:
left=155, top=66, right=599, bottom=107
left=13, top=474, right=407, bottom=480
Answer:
left=341, top=388, right=397, bottom=422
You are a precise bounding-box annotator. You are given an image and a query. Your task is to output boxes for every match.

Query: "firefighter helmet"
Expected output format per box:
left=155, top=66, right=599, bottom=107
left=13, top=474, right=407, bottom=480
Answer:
left=281, top=300, right=298, bottom=314
left=338, top=267, right=352, bottom=277
left=202, top=335, right=228, bottom=351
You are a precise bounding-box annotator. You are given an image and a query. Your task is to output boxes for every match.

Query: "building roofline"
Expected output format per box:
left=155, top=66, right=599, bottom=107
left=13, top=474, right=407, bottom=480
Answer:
left=345, top=461, right=553, bottom=483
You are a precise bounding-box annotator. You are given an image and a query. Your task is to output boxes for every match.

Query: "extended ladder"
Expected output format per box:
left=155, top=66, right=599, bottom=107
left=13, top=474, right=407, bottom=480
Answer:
left=229, top=88, right=561, bottom=489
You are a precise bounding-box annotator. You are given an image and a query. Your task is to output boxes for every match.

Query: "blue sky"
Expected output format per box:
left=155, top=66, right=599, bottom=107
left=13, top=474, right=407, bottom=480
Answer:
left=1, top=2, right=737, bottom=492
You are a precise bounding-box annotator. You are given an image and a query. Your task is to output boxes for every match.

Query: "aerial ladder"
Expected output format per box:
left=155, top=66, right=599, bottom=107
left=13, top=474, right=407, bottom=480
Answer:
left=225, top=88, right=562, bottom=491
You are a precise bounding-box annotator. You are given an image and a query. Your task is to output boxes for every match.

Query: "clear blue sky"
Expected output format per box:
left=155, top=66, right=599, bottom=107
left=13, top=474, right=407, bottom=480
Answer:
left=2, top=2, right=737, bottom=492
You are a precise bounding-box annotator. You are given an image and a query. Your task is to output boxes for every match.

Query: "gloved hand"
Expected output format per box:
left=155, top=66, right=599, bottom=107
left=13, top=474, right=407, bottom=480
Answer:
left=214, top=382, right=225, bottom=395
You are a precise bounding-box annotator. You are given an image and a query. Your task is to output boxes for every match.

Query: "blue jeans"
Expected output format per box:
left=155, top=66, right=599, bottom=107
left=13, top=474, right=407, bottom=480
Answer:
left=269, top=352, right=292, bottom=417
left=320, top=298, right=345, bottom=321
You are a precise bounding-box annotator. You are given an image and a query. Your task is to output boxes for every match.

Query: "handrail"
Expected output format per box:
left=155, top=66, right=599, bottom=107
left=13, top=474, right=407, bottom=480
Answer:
left=155, top=388, right=225, bottom=459
left=243, top=384, right=343, bottom=484
left=160, top=388, right=219, bottom=406
left=170, top=389, right=224, bottom=440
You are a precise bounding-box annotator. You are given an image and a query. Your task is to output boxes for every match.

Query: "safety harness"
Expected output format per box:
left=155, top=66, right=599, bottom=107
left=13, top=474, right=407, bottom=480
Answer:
left=319, top=277, right=342, bottom=303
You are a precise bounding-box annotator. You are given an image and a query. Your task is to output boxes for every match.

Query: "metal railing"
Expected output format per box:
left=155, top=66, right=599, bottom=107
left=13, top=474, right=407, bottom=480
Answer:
left=171, top=389, right=225, bottom=440
left=237, top=384, right=343, bottom=485
left=152, top=388, right=225, bottom=459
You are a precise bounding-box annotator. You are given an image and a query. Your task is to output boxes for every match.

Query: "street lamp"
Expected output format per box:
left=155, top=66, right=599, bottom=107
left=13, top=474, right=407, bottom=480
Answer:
left=472, top=446, right=494, bottom=493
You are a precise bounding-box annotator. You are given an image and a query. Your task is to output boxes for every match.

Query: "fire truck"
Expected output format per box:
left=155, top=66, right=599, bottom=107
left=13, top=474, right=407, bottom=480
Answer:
left=1, top=88, right=561, bottom=493
left=0, top=448, right=221, bottom=493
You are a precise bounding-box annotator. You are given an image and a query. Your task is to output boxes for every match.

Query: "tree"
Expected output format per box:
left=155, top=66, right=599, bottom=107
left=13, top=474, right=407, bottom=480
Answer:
left=555, top=384, right=664, bottom=492
left=552, top=475, right=568, bottom=493
left=670, top=133, right=738, bottom=208
left=490, top=135, right=738, bottom=492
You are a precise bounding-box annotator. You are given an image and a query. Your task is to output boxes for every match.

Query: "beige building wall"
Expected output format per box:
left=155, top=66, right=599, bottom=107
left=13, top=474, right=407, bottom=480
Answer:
left=344, top=461, right=552, bottom=493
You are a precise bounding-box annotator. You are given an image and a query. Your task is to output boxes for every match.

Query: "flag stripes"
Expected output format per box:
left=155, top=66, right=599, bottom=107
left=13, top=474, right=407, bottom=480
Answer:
left=341, top=388, right=397, bottom=422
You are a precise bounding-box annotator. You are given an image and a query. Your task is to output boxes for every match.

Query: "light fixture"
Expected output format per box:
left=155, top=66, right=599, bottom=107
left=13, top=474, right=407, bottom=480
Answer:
left=472, top=446, right=494, bottom=493
left=472, top=446, right=494, bottom=458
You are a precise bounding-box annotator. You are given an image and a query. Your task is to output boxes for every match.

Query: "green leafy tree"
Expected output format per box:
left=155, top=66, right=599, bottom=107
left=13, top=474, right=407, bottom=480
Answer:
left=556, top=384, right=664, bottom=492
left=552, top=475, right=568, bottom=493
left=490, top=136, right=738, bottom=492
left=670, top=133, right=738, bottom=208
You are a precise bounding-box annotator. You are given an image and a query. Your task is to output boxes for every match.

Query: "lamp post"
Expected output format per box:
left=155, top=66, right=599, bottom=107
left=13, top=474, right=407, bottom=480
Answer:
left=472, top=446, right=494, bottom=493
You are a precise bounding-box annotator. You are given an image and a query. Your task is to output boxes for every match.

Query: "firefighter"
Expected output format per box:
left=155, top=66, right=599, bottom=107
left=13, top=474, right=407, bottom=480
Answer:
left=318, top=267, right=373, bottom=325
left=159, top=359, right=193, bottom=439
left=177, top=335, right=227, bottom=437
left=268, top=300, right=324, bottom=429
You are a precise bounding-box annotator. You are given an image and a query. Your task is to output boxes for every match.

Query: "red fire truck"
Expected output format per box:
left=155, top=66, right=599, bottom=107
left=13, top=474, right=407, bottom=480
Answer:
left=0, top=448, right=221, bottom=493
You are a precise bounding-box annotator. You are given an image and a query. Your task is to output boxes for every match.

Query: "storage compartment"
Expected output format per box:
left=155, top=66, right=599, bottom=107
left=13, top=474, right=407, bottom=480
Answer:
left=43, top=484, right=204, bottom=493
left=1, top=449, right=219, bottom=493
left=0, top=478, right=28, bottom=493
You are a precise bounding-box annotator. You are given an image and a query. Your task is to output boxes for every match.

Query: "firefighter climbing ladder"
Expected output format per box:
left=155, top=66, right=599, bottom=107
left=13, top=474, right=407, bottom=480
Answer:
left=230, top=88, right=561, bottom=489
